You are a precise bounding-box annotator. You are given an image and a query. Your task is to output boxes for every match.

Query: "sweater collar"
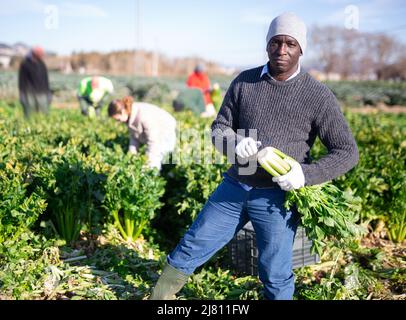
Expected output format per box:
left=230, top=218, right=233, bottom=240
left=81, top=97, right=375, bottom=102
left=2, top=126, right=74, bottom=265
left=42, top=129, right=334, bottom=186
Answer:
left=260, top=63, right=301, bottom=81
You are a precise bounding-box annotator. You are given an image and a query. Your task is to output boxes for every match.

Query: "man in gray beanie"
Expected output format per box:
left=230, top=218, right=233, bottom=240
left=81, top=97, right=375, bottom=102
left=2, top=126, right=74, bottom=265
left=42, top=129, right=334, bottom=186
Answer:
left=150, top=12, right=358, bottom=300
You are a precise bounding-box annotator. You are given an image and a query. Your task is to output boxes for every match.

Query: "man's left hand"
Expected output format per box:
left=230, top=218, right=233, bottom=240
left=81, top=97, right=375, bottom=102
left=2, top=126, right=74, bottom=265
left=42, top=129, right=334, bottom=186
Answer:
left=272, top=159, right=305, bottom=191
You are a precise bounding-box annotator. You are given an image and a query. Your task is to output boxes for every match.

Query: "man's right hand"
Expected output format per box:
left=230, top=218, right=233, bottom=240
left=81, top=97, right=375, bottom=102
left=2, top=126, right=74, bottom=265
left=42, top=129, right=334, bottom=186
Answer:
left=235, top=138, right=261, bottom=159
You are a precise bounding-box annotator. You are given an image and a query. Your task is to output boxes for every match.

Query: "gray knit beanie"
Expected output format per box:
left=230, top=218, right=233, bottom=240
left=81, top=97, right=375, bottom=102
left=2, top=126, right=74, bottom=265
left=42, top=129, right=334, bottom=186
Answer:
left=266, top=12, right=307, bottom=54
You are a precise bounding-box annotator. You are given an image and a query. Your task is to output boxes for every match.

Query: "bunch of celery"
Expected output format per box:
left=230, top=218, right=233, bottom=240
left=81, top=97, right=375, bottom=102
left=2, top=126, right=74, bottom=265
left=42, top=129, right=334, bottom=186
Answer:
left=257, top=147, right=366, bottom=256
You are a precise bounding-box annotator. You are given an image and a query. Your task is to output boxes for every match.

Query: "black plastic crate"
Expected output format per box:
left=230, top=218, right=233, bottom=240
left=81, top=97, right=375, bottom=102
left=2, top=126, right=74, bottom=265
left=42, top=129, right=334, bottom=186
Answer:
left=227, top=222, right=320, bottom=276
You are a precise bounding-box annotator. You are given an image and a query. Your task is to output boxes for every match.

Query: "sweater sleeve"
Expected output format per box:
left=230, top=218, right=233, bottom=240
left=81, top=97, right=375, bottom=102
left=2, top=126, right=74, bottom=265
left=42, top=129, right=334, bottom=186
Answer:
left=211, top=78, right=245, bottom=159
left=301, top=92, right=359, bottom=186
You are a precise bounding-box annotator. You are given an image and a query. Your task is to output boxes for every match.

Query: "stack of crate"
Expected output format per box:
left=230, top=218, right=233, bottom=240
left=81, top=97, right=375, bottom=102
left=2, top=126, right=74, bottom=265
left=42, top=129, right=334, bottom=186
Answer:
left=227, top=222, right=320, bottom=276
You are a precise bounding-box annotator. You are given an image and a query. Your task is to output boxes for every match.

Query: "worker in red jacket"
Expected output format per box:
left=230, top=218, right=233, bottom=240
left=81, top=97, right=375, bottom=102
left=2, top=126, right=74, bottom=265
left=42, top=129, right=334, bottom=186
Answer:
left=186, top=64, right=216, bottom=117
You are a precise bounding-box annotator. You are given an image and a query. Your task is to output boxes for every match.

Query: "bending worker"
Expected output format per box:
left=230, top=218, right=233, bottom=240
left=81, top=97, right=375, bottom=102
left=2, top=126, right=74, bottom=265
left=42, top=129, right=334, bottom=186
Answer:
left=77, top=76, right=114, bottom=117
left=108, top=96, right=177, bottom=170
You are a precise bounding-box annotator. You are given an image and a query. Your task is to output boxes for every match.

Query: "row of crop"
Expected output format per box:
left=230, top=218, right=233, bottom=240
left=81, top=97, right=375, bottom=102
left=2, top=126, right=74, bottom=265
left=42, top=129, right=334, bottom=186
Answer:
left=310, top=111, right=406, bottom=242
left=0, top=71, right=232, bottom=104
left=0, top=104, right=165, bottom=246
left=0, top=101, right=405, bottom=251
left=326, top=80, right=406, bottom=107
left=2, top=71, right=405, bottom=107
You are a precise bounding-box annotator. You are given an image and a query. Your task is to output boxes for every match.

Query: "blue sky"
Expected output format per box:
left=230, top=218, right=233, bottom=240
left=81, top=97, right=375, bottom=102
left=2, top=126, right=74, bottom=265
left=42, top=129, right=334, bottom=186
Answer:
left=1, top=0, right=405, bottom=68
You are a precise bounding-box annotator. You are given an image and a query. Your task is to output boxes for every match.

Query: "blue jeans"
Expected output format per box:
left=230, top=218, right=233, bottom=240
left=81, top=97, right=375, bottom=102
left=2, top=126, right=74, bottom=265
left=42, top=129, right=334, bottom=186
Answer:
left=167, top=174, right=300, bottom=300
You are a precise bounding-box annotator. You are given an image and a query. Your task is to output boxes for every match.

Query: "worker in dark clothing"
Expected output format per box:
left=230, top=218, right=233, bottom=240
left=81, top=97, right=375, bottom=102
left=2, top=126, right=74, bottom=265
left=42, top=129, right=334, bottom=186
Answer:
left=18, top=46, right=52, bottom=118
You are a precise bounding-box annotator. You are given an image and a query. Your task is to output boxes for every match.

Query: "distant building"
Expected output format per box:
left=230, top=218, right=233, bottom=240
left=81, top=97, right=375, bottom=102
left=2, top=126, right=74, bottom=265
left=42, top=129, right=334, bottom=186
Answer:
left=0, top=56, right=12, bottom=69
left=0, top=42, right=30, bottom=69
left=13, top=42, right=30, bottom=56
left=0, top=44, right=13, bottom=68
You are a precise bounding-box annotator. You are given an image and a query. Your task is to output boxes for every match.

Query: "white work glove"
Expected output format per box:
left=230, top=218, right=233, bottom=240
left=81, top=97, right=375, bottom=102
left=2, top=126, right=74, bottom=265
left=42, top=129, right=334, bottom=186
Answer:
left=272, top=159, right=305, bottom=191
left=235, top=138, right=262, bottom=159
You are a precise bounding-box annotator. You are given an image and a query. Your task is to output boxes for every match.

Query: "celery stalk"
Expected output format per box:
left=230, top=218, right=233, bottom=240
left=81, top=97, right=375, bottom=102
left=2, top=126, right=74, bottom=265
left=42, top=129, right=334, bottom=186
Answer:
left=258, top=155, right=281, bottom=177
left=264, top=151, right=289, bottom=175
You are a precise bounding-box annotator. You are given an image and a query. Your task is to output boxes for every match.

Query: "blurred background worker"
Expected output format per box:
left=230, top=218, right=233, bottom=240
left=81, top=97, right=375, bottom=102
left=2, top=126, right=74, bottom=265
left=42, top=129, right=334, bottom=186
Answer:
left=186, top=64, right=216, bottom=117
left=210, top=82, right=223, bottom=113
left=108, top=96, right=177, bottom=171
left=172, top=87, right=206, bottom=115
left=77, top=76, right=114, bottom=117
left=18, top=46, right=52, bottom=118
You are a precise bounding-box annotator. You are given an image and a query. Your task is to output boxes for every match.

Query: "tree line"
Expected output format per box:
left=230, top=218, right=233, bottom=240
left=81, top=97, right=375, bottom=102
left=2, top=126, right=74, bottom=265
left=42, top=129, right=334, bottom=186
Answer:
left=310, top=26, right=406, bottom=80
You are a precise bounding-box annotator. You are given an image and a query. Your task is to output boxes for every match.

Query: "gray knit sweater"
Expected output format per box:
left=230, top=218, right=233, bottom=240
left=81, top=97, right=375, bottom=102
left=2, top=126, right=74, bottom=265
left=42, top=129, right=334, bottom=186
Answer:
left=211, top=66, right=359, bottom=188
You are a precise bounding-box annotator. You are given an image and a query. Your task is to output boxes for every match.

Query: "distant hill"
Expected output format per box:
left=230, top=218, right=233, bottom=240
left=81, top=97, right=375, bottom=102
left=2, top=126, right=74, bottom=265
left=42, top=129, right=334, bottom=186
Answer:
left=64, top=50, right=238, bottom=77
left=0, top=42, right=238, bottom=77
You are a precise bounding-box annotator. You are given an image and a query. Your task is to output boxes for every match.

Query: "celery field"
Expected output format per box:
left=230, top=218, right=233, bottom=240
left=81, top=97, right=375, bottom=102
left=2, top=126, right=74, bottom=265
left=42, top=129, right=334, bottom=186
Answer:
left=0, top=75, right=405, bottom=300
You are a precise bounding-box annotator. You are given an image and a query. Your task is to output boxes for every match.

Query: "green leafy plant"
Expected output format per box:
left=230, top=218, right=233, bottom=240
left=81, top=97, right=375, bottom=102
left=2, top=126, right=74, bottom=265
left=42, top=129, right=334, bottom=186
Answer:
left=104, top=155, right=165, bottom=242
left=336, top=112, right=406, bottom=242
left=0, top=161, right=47, bottom=244
left=34, top=151, right=107, bottom=244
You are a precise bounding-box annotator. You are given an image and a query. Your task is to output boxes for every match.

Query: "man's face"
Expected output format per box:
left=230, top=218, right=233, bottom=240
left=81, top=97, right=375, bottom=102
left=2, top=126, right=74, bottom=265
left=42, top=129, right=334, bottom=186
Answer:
left=267, top=35, right=301, bottom=74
